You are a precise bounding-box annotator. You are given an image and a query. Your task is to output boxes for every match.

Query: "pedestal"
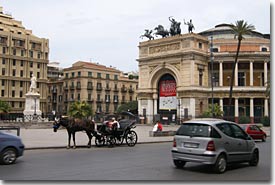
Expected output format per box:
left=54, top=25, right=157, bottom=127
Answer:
left=23, top=92, right=41, bottom=122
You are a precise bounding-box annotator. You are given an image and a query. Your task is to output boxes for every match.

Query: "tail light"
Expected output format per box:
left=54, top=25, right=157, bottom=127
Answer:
left=173, top=138, right=176, bottom=147
left=206, top=140, right=215, bottom=151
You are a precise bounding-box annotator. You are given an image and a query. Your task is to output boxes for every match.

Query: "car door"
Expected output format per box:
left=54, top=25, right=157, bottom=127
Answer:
left=216, top=123, right=241, bottom=162
left=229, top=124, right=251, bottom=161
left=250, top=125, right=263, bottom=139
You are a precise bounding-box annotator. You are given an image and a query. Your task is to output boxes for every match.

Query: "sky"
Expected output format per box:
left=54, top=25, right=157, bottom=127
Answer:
left=0, top=0, right=271, bottom=72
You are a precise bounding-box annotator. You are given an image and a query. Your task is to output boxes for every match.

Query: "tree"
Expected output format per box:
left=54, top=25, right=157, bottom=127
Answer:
left=202, top=103, right=224, bottom=118
left=68, top=101, right=93, bottom=119
left=227, top=20, right=255, bottom=117
left=116, top=101, right=138, bottom=114
left=0, top=100, right=11, bottom=114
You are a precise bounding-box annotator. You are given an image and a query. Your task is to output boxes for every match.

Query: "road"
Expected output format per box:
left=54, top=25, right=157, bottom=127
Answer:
left=0, top=139, right=271, bottom=181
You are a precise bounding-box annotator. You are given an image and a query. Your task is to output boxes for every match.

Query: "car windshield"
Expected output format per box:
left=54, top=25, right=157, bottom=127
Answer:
left=176, top=123, right=217, bottom=138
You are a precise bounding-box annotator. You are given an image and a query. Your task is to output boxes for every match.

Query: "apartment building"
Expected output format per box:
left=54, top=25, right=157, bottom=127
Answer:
left=137, top=24, right=270, bottom=124
left=48, top=61, right=138, bottom=119
left=0, top=7, right=49, bottom=117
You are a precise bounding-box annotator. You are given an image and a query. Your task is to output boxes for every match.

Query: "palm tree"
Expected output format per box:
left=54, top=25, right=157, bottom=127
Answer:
left=68, top=101, right=93, bottom=119
left=227, top=20, right=255, bottom=118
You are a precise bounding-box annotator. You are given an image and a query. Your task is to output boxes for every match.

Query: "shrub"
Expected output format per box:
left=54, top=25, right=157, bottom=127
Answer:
left=238, top=116, right=250, bottom=124
left=261, top=116, right=270, bottom=126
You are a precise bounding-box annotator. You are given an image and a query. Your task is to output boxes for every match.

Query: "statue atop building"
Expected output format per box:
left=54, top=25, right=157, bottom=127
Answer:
left=169, top=16, right=181, bottom=36
left=184, top=19, right=195, bottom=33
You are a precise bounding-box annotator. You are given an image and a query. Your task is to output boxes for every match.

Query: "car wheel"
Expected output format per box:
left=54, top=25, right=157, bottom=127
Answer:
left=249, top=149, right=259, bottom=166
left=0, top=148, right=17, bottom=165
left=214, top=154, right=227, bottom=174
left=262, top=135, right=266, bottom=142
left=173, top=160, right=186, bottom=168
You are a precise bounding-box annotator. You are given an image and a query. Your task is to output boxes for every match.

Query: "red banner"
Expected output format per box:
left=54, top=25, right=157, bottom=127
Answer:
left=159, top=80, right=176, bottom=97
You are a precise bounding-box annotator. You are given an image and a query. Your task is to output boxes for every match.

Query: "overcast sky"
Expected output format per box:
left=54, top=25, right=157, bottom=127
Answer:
left=0, top=0, right=271, bottom=72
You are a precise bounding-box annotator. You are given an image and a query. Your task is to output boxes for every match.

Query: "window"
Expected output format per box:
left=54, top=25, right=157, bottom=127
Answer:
left=37, top=72, right=40, bottom=79
left=114, top=75, right=118, bottom=80
left=106, top=74, right=110, bottom=79
left=13, top=49, right=16, bottom=55
left=30, top=61, right=33, bottom=68
left=176, top=123, right=220, bottom=138
left=1, top=90, right=4, bottom=96
left=199, top=69, right=203, bottom=86
left=261, top=47, right=267, bottom=52
left=20, top=91, right=23, bottom=97
left=238, top=72, right=245, bottom=86
left=65, top=73, right=69, bottom=78
left=20, top=81, right=23, bottom=87
left=29, top=50, right=33, bottom=58
left=12, top=80, right=15, bottom=87
left=12, top=69, right=16, bottom=76
left=2, top=68, right=5, bottom=75
left=2, top=47, right=6, bottom=54
left=20, top=70, right=23, bottom=77
left=230, top=124, right=247, bottom=139
left=213, top=72, right=219, bottom=87
left=198, top=42, right=202, bottom=49
left=13, top=59, right=16, bottom=66
left=2, top=58, right=5, bottom=65
left=78, top=71, right=81, bottom=77
left=20, top=60, right=24, bottom=67
left=12, top=90, right=15, bottom=97
left=21, top=49, right=24, bottom=56
left=1, top=80, right=4, bottom=86
left=97, top=73, right=101, bottom=78
left=71, top=72, right=75, bottom=78
left=216, top=123, right=234, bottom=137
left=37, top=63, right=40, bottom=69
left=88, top=72, right=92, bottom=77
left=77, top=94, right=80, bottom=101
left=212, top=48, right=219, bottom=52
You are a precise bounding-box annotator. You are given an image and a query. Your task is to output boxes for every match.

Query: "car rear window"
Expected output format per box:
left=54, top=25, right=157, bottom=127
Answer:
left=176, top=123, right=221, bottom=138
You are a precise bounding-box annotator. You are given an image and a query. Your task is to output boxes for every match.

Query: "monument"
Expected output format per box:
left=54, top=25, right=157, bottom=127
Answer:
left=23, top=74, right=42, bottom=121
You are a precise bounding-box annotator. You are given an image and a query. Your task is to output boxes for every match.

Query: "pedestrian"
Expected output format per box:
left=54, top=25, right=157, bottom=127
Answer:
left=153, top=121, right=163, bottom=132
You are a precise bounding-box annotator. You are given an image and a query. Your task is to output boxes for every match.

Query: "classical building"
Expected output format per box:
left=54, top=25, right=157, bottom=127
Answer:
left=0, top=7, right=49, bottom=118
left=137, top=24, right=270, bottom=124
left=47, top=61, right=138, bottom=120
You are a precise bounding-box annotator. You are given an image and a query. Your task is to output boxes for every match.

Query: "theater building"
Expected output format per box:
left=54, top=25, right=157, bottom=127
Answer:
left=137, top=24, right=270, bottom=124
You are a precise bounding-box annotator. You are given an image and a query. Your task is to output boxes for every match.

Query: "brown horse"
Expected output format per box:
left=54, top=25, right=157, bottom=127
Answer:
left=53, top=116, right=96, bottom=149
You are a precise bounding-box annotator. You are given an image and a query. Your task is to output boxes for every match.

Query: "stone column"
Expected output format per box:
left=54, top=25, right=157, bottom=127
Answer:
left=235, top=98, right=239, bottom=123
left=219, top=61, right=223, bottom=86
left=250, top=61, right=254, bottom=86
left=264, top=60, right=268, bottom=86
left=235, top=63, right=238, bottom=86
left=264, top=98, right=269, bottom=116
left=153, top=93, right=158, bottom=115
left=219, top=98, right=223, bottom=114
left=250, top=98, right=254, bottom=123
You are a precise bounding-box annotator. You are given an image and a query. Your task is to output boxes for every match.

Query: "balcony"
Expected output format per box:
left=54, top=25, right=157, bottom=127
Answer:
left=87, top=99, right=94, bottom=103
left=96, top=99, right=103, bottom=103
left=113, top=88, right=119, bottom=92
left=70, top=85, right=75, bottom=90
left=76, top=85, right=81, bottom=90
left=105, top=87, right=111, bottom=91
left=87, top=86, right=93, bottom=90
left=128, top=88, right=134, bottom=93
left=105, top=99, right=111, bottom=103
left=96, top=87, right=102, bottom=91
left=64, top=86, right=68, bottom=91
left=113, top=99, right=119, bottom=104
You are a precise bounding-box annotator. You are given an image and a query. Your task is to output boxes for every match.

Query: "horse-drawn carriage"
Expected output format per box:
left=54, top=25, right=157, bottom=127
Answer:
left=53, top=112, right=138, bottom=149
left=94, top=112, right=138, bottom=147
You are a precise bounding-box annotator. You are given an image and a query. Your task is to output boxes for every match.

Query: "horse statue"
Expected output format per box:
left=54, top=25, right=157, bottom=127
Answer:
left=169, top=16, right=181, bottom=36
left=154, top=25, right=170, bottom=38
left=140, top=29, right=154, bottom=40
left=53, top=116, right=96, bottom=149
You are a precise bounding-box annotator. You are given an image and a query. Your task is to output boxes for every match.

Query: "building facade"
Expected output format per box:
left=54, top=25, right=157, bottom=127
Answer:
left=137, top=24, right=270, bottom=124
left=47, top=61, right=138, bottom=120
left=0, top=7, right=49, bottom=118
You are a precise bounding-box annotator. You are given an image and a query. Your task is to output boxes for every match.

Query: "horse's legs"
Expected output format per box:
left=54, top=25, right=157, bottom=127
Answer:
left=72, top=132, right=76, bottom=149
left=86, top=131, right=92, bottom=148
left=67, top=131, right=71, bottom=149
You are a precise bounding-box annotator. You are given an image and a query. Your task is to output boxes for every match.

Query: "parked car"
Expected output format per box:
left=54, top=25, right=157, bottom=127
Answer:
left=171, top=118, right=259, bottom=174
left=0, top=131, right=25, bottom=165
left=240, top=124, right=267, bottom=142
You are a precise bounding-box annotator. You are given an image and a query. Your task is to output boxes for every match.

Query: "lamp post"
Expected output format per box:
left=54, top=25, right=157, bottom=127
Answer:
left=210, top=36, right=214, bottom=117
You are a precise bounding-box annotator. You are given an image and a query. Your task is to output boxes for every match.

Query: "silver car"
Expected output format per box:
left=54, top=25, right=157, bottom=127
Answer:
left=171, top=118, right=259, bottom=173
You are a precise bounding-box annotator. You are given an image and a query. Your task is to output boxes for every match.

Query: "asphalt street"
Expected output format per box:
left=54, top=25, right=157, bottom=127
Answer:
left=0, top=139, right=271, bottom=181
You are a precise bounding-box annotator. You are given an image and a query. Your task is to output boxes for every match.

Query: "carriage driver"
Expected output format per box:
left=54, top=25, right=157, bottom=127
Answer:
left=111, top=117, right=120, bottom=130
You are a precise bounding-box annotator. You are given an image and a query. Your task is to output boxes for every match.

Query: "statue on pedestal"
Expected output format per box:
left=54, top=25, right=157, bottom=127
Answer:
left=30, top=74, right=37, bottom=93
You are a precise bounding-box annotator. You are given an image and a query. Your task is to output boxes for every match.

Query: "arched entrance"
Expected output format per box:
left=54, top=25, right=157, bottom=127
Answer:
left=157, top=74, right=177, bottom=124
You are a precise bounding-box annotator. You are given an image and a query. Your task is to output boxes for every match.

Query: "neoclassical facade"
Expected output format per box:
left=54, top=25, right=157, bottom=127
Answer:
left=137, top=24, right=270, bottom=124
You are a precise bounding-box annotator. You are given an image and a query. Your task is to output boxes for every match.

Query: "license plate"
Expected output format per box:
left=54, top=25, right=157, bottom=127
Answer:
left=183, top=142, right=199, bottom=148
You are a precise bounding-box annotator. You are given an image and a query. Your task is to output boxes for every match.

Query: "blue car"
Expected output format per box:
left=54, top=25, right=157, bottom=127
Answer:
left=0, top=131, right=25, bottom=165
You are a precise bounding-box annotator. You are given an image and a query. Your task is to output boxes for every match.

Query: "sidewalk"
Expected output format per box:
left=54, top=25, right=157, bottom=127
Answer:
left=2, top=123, right=270, bottom=150
left=17, top=124, right=180, bottom=149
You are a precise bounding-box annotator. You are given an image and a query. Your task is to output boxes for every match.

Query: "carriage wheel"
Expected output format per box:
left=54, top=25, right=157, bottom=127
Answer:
left=95, top=135, right=105, bottom=147
left=125, top=130, right=138, bottom=147
left=106, top=135, right=116, bottom=148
